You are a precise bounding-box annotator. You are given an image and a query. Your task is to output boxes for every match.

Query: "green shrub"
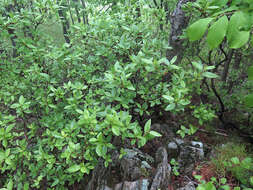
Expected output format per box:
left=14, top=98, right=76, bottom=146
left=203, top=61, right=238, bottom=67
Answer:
left=211, top=143, right=253, bottom=187
left=0, top=2, right=209, bottom=189
left=0, top=0, right=229, bottom=188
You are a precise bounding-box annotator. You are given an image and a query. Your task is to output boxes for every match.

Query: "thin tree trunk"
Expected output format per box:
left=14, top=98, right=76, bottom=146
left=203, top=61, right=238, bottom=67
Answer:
left=164, top=1, right=169, bottom=24
left=7, top=28, right=18, bottom=58
left=67, top=0, right=75, bottom=25
left=159, top=0, right=164, bottom=30
left=222, top=50, right=234, bottom=82
left=73, top=0, right=81, bottom=23
left=166, top=0, right=193, bottom=63
left=4, top=4, right=19, bottom=57
left=80, top=0, right=88, bottom=25
left=233, top=51, right=242, bottom=69
left=57, top=0, right=71, bottom=44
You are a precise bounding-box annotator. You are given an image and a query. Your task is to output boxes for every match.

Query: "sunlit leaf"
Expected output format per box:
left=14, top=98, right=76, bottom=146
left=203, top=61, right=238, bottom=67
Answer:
left=67, top=164, right=80, bottom=173
left=248, top=66, right=253, bottom=80
left=192, top=62, right=203, bottom=71
left=149, top=131, right=162, bottom=137
left=187, top=18, right=213, bottom=41
left=207, top=15, right=228, bottom=49
left=202, top=72, right=218, bottom=78
left=227, top=11, right=250, bottom=49
left=144, top=119, right=151, bottom=133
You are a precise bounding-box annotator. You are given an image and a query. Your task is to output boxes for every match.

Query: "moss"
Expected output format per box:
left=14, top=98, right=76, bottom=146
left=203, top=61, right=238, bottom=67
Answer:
left=211, top=142, right=253, bottom=187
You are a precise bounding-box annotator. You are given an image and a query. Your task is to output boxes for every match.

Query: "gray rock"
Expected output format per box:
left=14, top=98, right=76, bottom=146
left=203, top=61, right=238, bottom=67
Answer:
left=191, top=141, right=203, bottom=148
left=151, top=147, right=171, bottom=190
left=114, top=179, right=149, bottom=190
left=168, top=141, right=178, bottom=149
left=177, top=182, right=196, bottom=190
left=167, top=141, right=180, bottom=160
left=97, top=186, right=112, bottom=190
left=120, top=148, right=153, bottom=180
left=190, top=141, right=204, bottom=159
left=174, top=138, right=184, bottom=145
left=175, top=141, right=205, bottom=175
left=141, top=161, right=152, bottom=170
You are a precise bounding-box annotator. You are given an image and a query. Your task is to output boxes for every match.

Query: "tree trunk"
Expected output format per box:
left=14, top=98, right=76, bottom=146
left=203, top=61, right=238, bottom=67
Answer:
left=67, top=0, right=75, bottom=25
left=80, top=0, right=88, bottom=25
left=7, top=28, right=18, bottom=58
left=222, top=50, right=234, bottom=82
left=73, top=0, right=81, bottom=23
left=166, top=0, right=192, bottom=63
left=57, top=0, right=71, bottom=44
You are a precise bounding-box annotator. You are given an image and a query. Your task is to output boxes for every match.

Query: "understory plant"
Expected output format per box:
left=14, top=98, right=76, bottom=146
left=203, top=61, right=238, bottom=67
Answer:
left=0, top=1, right=212, bottom=189
left=211, top=143, right=253, bottom=188
left=1, top=0, right=252, bottom=189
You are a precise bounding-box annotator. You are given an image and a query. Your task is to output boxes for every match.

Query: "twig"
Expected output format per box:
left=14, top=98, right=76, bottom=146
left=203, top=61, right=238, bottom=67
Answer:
left=198, top=128, right=228, bottom=137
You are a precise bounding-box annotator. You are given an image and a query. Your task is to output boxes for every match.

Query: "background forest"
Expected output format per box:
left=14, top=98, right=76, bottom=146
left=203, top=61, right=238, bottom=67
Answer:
left=0, top=0, right=253, bottom=189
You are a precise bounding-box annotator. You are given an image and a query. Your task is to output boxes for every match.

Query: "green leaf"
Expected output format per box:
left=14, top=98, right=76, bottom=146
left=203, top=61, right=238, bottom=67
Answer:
left=248, top=66, right=253, bottom=80
left=205, top=66, right=215, bottom=70
left=231, top=157, right=240, bottom=164
left=179, top=99, right=191, bottom=106
left=89, top=138, right=97, bottom=143
left=196, top=184, right=205, bottom=190
left=39, top=73, right=50, bottom=80
left=229, top=30, right=250, bottom=49
left=81, top=165, right=90, bottom=174
left=3, top=139, right=7, bottom=148
left=67, top=164, right=80, bottom=173
left=241, top=157, right=252, bottom=169
left=207, top=15, right=228, bottom=49
left=244, top=94, right=253, bottom=107
left=192, top=62, right=203, bottom=71
left=187, top=18, right=213, bottom=41
left=210, top=0, right=228, bottom=7
left=220, top=177, right=227, bottom=184
left=0, top=152, right=5, bottom=162
left=19, top=95, right=25, bottom=105
left=220, top=185, right=230, bottom=190
left=6, top=125, right=14, bottom=133
left=144, top=119, right=151, bottom=133
left=250, top=176, right=253, bottom=186
left=101, top=145, right=107, bottom=156
left=170, top=56, right=177, bottom=64
left=165, top=103, right=175, bottom=111
left=114, top=62, right=123, bottom=71
left=7, top=180, right=13, bottom=190
left=141, top=58, right=153, bottom=64
left=23, top=183, right=29, bottom=190
left=202, top=72, right=218, bottom=78
left=194, top=175, right=203, bottom=181
left=205, top=182, right=216, bottom=190
left=51, top=179, right=59, bottom=187
left=227, top=11, right=250, bottom=49
left=149, top=130, right=162, bottom=137
left=162, top=95, right=174, bottom=102
left=112, top=126, right=120, bottom=136
left=126, top=85, right=135, bottom=91
left=207, top=6, right=220, bottom=10
left=138, top=137, right=147, bottom=147
left=10, top=103, right=19, bottom=109
left=96, top=145, right=103, bottom=157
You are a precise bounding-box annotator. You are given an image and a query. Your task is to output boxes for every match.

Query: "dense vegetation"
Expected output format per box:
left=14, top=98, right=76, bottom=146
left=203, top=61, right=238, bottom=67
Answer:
left=0, top=0, right=252, bottom=189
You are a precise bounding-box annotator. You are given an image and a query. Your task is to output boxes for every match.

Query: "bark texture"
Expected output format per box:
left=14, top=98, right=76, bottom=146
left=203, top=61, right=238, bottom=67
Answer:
left=167, top=0, right=193, bottom=63
left=150, top=147, right=171, bottom=190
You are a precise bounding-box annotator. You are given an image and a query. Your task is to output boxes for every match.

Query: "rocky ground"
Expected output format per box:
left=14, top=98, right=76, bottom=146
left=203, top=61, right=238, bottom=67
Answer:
left=83, top=122, right=253, bottom=190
